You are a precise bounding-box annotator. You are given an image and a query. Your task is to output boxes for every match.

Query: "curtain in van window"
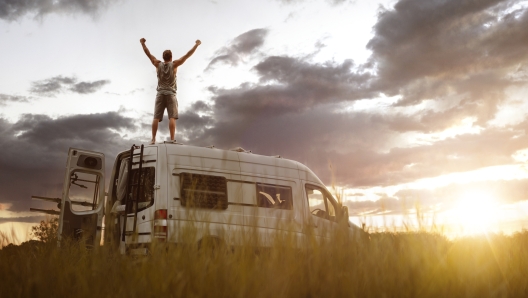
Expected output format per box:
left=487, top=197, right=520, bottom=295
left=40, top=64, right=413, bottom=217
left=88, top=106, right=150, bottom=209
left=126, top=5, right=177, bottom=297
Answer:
left=256, top=184, right=293, bottom=210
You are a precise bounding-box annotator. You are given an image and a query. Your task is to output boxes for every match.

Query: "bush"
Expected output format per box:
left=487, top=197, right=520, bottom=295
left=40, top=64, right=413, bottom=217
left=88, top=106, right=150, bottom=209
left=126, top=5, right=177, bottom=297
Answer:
left=31, top=217, right=58, bottom=243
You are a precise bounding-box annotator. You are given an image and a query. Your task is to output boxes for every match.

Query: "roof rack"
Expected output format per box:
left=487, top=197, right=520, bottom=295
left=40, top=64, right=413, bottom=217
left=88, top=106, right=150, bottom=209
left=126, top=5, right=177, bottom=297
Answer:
left=230, top=147, right=252, bottom=153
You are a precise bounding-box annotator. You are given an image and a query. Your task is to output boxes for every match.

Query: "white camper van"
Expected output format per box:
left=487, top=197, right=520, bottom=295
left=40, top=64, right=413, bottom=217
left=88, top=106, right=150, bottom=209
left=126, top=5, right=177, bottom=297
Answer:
left=31, top=143, right=364, bottom=253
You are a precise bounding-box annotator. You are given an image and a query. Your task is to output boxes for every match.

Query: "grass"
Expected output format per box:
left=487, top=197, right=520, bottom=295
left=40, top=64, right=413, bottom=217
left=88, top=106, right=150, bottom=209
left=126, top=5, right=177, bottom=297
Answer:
left=1, top=222, right=528, bottom=297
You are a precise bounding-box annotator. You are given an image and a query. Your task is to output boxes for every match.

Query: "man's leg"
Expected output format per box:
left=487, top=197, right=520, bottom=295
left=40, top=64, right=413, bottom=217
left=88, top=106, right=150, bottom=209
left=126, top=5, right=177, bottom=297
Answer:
left=152, top=93, right=164, bottom=144
left=151, top=119, right=159, bottom=144
left=167, top=94, right=178, bottom=141
left=169, top=118, right=176, bottom=141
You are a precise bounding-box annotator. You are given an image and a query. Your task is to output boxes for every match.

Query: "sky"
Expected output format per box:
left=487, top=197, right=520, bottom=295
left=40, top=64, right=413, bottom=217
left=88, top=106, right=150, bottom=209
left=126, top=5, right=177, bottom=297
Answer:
left=2, top=0, right=528, bottom=241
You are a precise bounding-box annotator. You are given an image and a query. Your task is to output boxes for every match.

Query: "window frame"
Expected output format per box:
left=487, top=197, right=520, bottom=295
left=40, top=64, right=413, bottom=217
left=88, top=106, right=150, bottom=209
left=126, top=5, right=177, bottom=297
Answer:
left=305, top=184, right=340, bottom=222
left=67, top=169, right=102, bottom=212
left=255, top=183, right=294, bottom=210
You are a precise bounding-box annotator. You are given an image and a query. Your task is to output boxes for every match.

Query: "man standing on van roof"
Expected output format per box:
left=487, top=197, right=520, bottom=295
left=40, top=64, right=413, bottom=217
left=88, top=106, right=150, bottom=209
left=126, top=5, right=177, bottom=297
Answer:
left=140, top=38, right=201, bottom=144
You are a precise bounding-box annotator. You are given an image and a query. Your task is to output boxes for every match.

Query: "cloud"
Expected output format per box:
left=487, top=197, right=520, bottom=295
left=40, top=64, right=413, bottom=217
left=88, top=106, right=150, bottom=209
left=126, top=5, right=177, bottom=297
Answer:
left=0, top=94, right=31, bottom=106
left=206, top=28, right=269, bottom=70
left=30, top=76, right=110, bottom=96
left=0, top=0, right=118, bottom=21
left=186, top=96, right=528, bottom=188
left=0, top=112, right=137, bottom=214
left=207, top=56, right=373, bottom=122
left=5, top=0, right=528, bottom=225
left=70, top=80, right=110, bottom=94
left=344, top=178, right=528, bottom=215
left=367, top=0, right=528, bottom=106
left=393, top=179, right=528, bottom=206
left=179, top=0, right=528, bottom=189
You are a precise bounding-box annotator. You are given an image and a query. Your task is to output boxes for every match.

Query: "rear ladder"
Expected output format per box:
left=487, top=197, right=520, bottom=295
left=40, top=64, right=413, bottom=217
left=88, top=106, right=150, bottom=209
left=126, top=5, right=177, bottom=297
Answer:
left=121, top=144, right=145, bottom=241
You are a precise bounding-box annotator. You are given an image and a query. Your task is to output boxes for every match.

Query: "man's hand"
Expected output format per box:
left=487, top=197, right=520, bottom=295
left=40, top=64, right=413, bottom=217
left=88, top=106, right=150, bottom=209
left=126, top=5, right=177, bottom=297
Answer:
left=195, top=40, right=201, bottom=46
left=140, top=38, right=160, bottom=68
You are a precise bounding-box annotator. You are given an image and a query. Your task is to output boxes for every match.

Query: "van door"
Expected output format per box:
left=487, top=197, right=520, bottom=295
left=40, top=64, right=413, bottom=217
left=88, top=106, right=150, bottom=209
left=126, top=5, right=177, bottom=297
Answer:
left=58, top=148, right=105, bottom=247
left=304, top=183, right=340, bottom=240
left=114, top=146, right=158, bottom=247
left=235, top=177, right=304, bottom=249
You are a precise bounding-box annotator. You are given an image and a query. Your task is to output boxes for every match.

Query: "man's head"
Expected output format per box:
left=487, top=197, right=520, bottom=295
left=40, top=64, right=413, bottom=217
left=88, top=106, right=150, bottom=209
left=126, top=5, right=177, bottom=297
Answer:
left=163, top=50, right=172, bottom=62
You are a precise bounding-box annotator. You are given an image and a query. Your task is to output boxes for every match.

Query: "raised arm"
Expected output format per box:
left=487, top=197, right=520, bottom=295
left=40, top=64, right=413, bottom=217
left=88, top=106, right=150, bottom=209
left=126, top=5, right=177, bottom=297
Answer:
left=174, top=40, right=201, bottom=67
left=140, top=38, right=160, bottom=68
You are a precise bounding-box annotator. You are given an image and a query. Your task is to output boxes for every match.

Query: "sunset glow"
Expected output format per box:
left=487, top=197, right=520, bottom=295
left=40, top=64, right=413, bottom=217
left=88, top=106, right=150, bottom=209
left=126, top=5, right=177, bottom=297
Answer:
left=449, top=192, right=500, bottom=235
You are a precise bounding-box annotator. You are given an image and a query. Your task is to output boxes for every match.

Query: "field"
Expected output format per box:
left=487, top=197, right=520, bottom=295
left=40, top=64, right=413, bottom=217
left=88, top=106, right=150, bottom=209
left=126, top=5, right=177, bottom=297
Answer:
left=1, top=222, right=528, bottom=297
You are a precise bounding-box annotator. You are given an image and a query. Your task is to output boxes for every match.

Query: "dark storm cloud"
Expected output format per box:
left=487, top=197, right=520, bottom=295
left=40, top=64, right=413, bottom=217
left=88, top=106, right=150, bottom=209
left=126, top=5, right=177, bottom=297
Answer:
left=188, top=100, right=212, bottom=113
left=206, top=28, right=269, bottom=70
left=0, top=112, right=138, bottom=215
left=30, top=76, right=110, bottom=96
left=367, top=0, right=528, bottom=104
left=178, top=111, right=214, bottom=142
left=0, top=94, right=31, bottom=106
left=0, top=0, right=118, bottom=21
left=209, top=56, right=373, bottom=121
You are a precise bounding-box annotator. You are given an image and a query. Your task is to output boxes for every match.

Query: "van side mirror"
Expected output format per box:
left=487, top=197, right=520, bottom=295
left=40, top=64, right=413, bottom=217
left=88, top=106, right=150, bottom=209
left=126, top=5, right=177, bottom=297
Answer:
left=339, top=205, right=349, bottom=225
left=342, top=206, right=349, bottom=218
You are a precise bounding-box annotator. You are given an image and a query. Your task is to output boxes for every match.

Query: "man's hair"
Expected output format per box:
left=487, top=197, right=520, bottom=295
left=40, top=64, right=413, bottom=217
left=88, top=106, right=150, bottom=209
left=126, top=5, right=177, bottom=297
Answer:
left=163, top=50, right=172, bottom=61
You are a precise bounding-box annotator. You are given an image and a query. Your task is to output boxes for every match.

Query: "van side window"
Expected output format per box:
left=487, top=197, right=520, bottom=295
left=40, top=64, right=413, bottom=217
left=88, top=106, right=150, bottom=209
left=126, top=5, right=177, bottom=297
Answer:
left=256, top=183, right=293, bottom=210
left=305, top=184, right=338, bottom=222
left=180, top=173, right=228, bottom=209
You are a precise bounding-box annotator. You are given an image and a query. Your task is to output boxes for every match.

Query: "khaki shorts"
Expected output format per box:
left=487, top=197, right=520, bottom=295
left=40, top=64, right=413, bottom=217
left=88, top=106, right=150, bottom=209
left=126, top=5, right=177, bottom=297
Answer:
left=154, top=93, right=178, bottom=122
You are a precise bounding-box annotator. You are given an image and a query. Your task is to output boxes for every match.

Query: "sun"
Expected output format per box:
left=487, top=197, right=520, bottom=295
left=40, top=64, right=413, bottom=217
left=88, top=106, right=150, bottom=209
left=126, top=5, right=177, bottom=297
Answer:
left=450, top=191, right=500, bottom=235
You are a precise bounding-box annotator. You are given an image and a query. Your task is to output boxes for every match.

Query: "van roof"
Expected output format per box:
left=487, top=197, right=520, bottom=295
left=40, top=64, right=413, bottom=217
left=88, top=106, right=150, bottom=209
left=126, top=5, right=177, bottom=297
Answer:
left=141, top=142, right=324, bottom=185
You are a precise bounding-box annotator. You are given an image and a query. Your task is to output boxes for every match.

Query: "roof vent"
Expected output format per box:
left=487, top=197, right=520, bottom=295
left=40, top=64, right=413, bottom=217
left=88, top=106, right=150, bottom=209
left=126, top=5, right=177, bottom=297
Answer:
left=230, top=147, right=252, bottom=153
